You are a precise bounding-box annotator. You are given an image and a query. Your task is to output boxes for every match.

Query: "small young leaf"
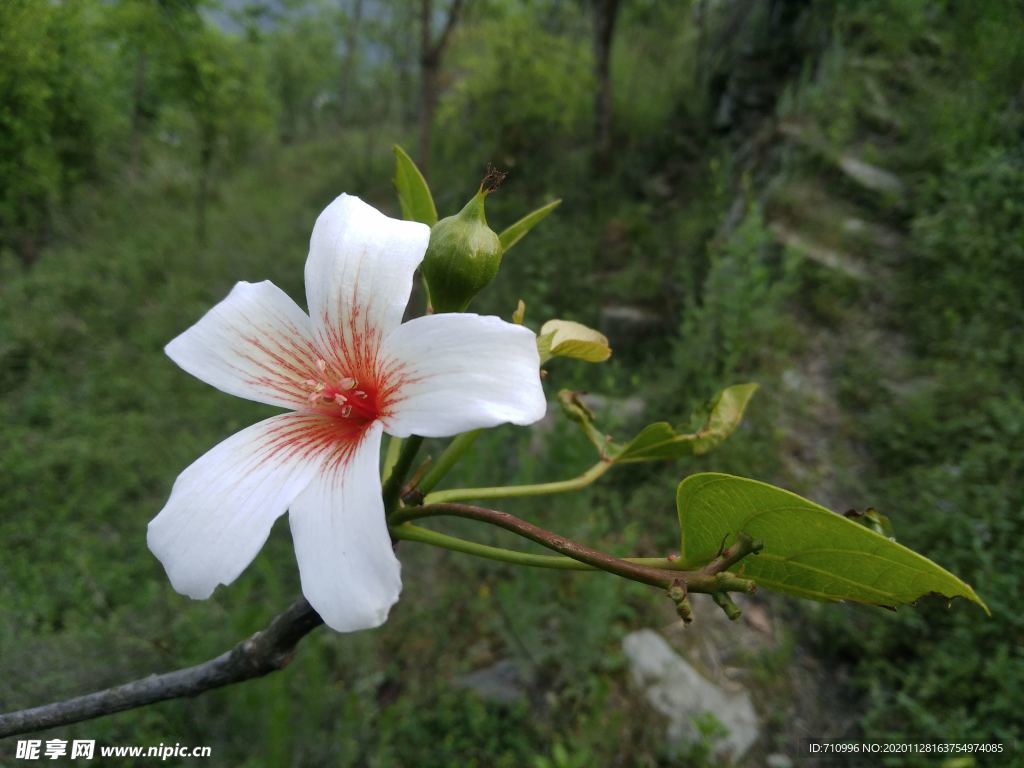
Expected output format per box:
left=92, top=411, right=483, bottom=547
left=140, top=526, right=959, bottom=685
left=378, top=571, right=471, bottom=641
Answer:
left=512, top=299, right=526, bottom=324
left=537, top=319, right=611, bottom=364
left=698, top=383, right=759, bottom=452
left=614, top=423, right=679, bottom=462
left=676, top=473, right=987, bottom=611
left=557, top=389, right=609, bottom=452
left=615, top=383, right=758, bottom=462
left=393, top=145, right=438, bottom=226
left=498, top=199, right=562, bottom=253
left=844, top=507, right=896, bottom=539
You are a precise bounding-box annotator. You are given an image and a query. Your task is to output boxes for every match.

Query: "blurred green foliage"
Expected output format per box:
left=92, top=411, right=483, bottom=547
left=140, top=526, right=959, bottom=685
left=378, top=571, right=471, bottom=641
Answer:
left=1, top=0, right=1022, bottom=765
left=781, top=2, right=1024, bottom=763
left=0, top=0, right=117, bottom=256
left=437, top=9, right=593, bottom=175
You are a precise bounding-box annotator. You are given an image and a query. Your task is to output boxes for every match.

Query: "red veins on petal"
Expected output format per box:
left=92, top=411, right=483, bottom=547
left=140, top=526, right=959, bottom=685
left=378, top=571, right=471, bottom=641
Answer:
left=257, top=411, right=372, bottom=474
left=232, top=292, right=428, bottom=473
left=309, top=302, right=420, bottom=424
left=239, top=298, right=428, bottom=474
left=228, top=307, right=324, bottom=409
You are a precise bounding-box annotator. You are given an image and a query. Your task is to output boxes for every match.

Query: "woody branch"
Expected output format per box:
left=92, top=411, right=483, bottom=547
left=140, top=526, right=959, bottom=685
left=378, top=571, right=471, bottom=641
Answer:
left=0, top=505, right=760, bottom=738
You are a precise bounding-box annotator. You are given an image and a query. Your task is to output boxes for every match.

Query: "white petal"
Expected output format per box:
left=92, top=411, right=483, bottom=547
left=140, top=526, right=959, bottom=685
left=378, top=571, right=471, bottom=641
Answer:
left=148, top=412, right=335, bottom=599
left=304, top=194, right=430, bottom=370
left=288, top=423, right=401, bottom=632
left=166, top=280, right=319, bottom=410
left=379, top=313, right=547, bottom=438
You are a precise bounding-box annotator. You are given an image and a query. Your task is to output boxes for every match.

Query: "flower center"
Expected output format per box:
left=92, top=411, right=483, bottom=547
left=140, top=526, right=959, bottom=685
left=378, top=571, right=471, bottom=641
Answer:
left=304, top=358, right=379, bottom=422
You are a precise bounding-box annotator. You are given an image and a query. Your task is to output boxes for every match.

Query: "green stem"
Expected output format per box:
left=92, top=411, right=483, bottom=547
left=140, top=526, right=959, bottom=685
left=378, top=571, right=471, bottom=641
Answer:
left=392, top=523, right=590, bottom=569
left=381, top=435, right=423, bottom=515
left=381, top=436, right=403, bottom=485
left=422, top=460, right=612, bottom=505
left=415, top=430, right=482, bottom=497
left=390, top=523, right=687, bottom=571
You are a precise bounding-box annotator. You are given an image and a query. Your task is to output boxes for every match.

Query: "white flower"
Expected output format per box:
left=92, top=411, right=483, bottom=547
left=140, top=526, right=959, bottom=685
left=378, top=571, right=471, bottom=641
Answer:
left=148, top=195, right=546, bottom=632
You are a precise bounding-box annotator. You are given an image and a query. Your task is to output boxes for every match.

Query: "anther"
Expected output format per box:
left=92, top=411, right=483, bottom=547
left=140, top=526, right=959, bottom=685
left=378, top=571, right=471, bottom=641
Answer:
left=339, top=377, right=356, bottom=391
left=341, top=405, right=353, bottom=418
left=316, top=359, right=327, bottom=374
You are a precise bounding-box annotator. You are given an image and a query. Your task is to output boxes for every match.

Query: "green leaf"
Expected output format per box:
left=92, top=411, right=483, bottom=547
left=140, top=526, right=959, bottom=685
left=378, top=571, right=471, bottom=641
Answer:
left=537, top=319, right=611, bottom=364
left=615, top=383, right=758, bottom=462
left=676, top=473, right=987, bottom=612
left=393, top=145, right=437, bottom=226
left=498, top=199, right=562, bottom=253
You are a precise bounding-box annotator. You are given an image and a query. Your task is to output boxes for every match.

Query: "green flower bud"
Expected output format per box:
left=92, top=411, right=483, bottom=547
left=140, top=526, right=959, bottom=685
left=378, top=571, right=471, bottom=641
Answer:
left=421, top=189, right=503, bottom=313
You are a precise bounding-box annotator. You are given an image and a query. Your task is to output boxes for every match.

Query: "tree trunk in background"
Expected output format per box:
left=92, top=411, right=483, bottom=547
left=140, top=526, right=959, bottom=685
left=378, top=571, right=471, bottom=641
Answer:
left=694, top=0, right=708, bottom=87
left=397, top=3, right=416, bottom=128
left=196, top=134, right=213, bottom=244
left=706, top=0, right=811, bottom=135
left=417, top=0, right=463, bottom=176
left=12, top=190, right=49, bottom=266
left=592, top=0, right=621, bottom=174
left=417, top=61, right=439, bottom=174
left=417, top=0, right=437, bottom=173
left=337, top=0, right=364, bottom=124
left=129, top=49, right=148, bottom=180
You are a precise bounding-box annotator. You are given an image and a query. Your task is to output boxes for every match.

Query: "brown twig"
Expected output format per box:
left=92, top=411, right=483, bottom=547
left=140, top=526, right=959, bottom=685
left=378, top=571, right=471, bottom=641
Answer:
left=705, top=531, right=764, bottom=575
left=0, top=507, right=762, bottom=738
left=390, top=502, right=760, bottom=594
left=392, top=502, right=671, bottom=586
left=0, top=598, right=322, bottom=739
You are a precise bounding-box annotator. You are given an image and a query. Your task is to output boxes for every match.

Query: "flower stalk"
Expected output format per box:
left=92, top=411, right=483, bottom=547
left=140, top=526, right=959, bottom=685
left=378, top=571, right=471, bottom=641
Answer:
left=382, top=435, right=424, bottom=515
left=421, top=459, right=613, bottom=505
left=381, top=435, right=405, bottom=485
left=404, top=429, right=483, bottom=503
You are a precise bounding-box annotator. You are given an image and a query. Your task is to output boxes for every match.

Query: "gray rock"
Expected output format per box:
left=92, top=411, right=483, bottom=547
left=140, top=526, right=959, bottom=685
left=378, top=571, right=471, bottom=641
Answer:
left=841, top=217, right=903, bottom=254
left=452, top=660, right=527, bottom=705
left=527, top=393, right=645, bottom=455
left=526, top=403, right=559, bottom=456
left=837, top=155, right=905, bottom=196
left=778, top=121, right=904, bottom=198
left=599, top=305, right=665, bottom=348
left=578, top=393, right=646, bottom=423
left=769, top=222, right=871, bottom=281
left=622, top=629, right=759, bottom=760
left=767, top=754, right=794, bottom=768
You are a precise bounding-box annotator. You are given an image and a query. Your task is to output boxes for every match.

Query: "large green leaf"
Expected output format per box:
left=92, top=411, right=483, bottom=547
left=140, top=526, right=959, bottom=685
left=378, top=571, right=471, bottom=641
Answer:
left=615, top=383, right=758, bottom=462
left=393, top=145, right=437, bottom=226
left=498, top=199, right=561, bottom=253
left=676, top=473, right=987, bottom=611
